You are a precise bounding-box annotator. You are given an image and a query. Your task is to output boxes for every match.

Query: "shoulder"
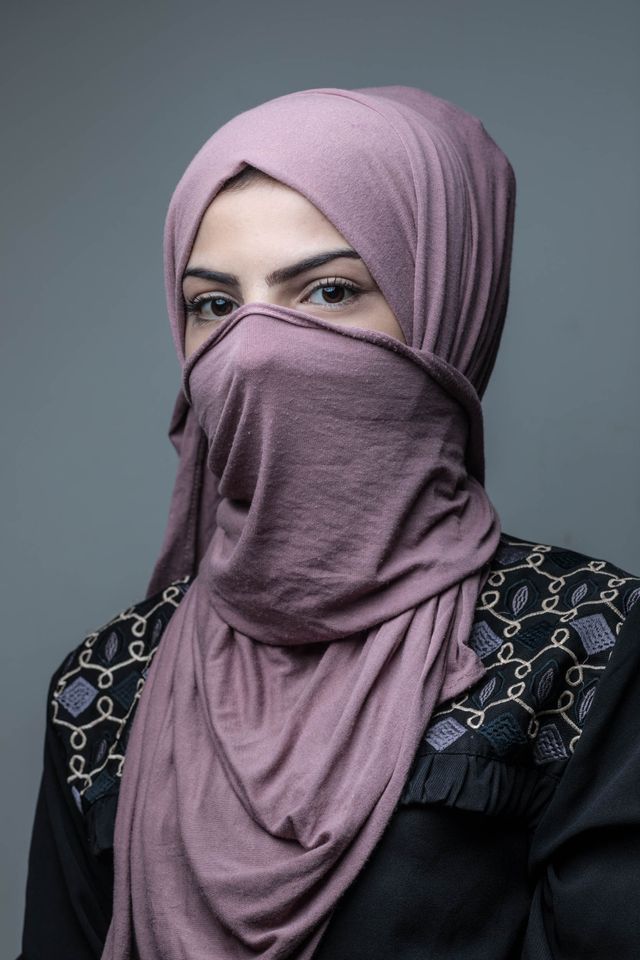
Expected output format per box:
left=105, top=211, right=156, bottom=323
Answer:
left=401, top=532, right=640, bottom=820
left=478, top=531, right=640, bottom=666
left=48, top=576, right=193, bottom=833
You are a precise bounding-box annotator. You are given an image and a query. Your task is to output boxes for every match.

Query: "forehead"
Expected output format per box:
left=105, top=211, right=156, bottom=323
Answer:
left=188, top=181, right=346, bottom=257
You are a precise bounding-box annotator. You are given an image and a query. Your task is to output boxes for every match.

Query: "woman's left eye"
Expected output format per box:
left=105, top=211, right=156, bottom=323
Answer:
left=303, top=278, right=360, bottom=309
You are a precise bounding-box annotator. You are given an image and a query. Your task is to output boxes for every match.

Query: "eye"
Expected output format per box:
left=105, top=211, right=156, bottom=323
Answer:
left=184, top=294, right=237, bottom=325
left=303, top=278, right=361, bottom=309
left=183, top=276, right=362, bottom=325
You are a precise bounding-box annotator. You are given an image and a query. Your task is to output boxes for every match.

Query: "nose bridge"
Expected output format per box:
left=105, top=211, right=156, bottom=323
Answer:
left=241, top=284, right=283, bottom=307
left=181, top=306, right=301, bottom=405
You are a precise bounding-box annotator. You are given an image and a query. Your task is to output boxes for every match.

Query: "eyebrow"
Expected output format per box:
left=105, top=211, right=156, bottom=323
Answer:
left=182, top=248, right=362, bottom=288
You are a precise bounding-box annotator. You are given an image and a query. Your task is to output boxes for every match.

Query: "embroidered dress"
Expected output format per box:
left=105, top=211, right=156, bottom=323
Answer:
left=20, top=532, right=640, bottom=959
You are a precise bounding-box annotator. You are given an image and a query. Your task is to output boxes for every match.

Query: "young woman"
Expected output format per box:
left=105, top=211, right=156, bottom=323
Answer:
left=20, top=84, right=640, bottom=960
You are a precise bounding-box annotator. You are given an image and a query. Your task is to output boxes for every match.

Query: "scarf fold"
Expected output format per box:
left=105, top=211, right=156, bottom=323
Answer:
left=102, top=84, right=516, bottom=960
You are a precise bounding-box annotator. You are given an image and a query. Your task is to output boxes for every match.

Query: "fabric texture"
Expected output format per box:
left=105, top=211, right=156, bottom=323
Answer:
left=102, top=84, right=516, bottom=960
left=19, top=535, right=640, bottom=960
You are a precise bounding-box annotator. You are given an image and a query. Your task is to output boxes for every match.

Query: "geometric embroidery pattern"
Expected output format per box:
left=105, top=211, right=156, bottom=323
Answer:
left=533, top=723, right=569, bottom=765
left=477, top=713, right=528, bottom=755
left=468, top=620, right=503, bottom=659
left=424, top=717, right=466, bottom=751
left=50, top=577, right=191, bottom=813
left=56, top=676, right=98, bottom=718
left=111, top=672, right=142, bottom=711
left=515, top=619, right=554, bottom=651
left=571, top=613, right=616, bottom=655
left=404, top=532, right=640, bottom=807
left=48, top=534, right=640, bottom=839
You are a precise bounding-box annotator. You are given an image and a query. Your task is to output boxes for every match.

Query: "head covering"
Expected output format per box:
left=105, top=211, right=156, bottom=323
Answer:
left=102, top=84, right=516, bottom=960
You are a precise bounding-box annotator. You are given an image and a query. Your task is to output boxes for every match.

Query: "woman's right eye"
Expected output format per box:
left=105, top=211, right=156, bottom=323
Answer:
left=184, top=294, right=237, bottom=324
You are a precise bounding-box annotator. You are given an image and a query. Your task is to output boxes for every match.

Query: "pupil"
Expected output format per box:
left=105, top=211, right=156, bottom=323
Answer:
left=324, top=285, right=342, bottom=302
left=215, top=298, right=232, bottom=315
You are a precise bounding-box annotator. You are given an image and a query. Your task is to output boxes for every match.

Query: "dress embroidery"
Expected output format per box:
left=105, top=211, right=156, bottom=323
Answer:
left=51, top=578, right=191, bottom=813
left=396, top=537, right=640, bottom=821
left=49, top=534, right=640, bottom=836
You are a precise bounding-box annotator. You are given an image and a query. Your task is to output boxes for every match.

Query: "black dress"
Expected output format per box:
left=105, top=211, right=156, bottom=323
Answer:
left=19, top=533, right=640, bottom=959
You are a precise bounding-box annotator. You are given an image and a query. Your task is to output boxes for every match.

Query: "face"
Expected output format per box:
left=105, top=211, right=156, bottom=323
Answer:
left=182, top=180, right=405, bottom=358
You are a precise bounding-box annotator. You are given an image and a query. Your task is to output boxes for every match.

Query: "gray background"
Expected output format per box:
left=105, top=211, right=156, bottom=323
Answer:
left=2, top=0, right=638, bottom=953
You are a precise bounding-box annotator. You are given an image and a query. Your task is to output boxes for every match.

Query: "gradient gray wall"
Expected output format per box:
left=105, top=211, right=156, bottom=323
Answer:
left=2, top=0, right=638, bottom=952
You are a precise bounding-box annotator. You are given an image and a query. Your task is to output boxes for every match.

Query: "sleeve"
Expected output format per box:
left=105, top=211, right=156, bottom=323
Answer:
left=19, top=672, right=114, bottom=960
left=521, top=594, right=640, bottom=959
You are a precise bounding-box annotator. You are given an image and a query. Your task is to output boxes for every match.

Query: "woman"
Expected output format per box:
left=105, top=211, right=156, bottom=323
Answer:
left=20, top=85, right=640, bottom=959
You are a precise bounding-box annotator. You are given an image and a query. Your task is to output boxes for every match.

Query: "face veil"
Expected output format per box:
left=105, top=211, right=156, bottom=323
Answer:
left=101, top=85, right=516, bottom=960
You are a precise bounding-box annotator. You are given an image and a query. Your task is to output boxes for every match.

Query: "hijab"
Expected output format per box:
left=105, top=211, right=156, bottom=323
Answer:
left=102, top=84, right=516, bottom=960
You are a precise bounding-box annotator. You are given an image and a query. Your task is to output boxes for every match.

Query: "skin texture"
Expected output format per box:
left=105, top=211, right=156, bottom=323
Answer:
left=182, top=179, right=405, bottom=358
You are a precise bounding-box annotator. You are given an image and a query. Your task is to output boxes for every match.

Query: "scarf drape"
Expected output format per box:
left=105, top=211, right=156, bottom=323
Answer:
left=102, top=84, right=516, bottom=960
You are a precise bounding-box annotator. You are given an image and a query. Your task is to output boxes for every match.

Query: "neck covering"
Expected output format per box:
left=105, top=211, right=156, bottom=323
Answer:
left=102, top=84, right=516, bottom=960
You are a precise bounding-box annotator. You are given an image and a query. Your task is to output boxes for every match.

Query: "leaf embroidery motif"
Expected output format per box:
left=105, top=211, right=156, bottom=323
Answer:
left=94, top=737, right=108, bottom=766
left=104, top=631, right=119, bottom=663
left=478, top=676, right=497, bottom=706
left=577, top=685, right=597, bottom=724
left=571, top=582, right=589, bottom=606
left=535, top=664, right=556, bottom=703
left=511, top=584, right=529, bottom=616
left=625, top=586, right=640, bottom=614
left=151, top=617, right=165, bottom=645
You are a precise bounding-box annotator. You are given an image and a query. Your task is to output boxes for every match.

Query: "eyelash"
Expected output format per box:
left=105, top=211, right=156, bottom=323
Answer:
left=183, top=277, right=362, bottom=326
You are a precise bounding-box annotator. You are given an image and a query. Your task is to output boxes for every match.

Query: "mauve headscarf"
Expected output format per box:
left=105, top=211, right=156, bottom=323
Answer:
left=102, top=84, right=516, bottom=960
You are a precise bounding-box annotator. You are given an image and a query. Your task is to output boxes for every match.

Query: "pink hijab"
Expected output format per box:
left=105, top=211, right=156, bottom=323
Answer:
left=102, top=84, right=515, bottom=959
